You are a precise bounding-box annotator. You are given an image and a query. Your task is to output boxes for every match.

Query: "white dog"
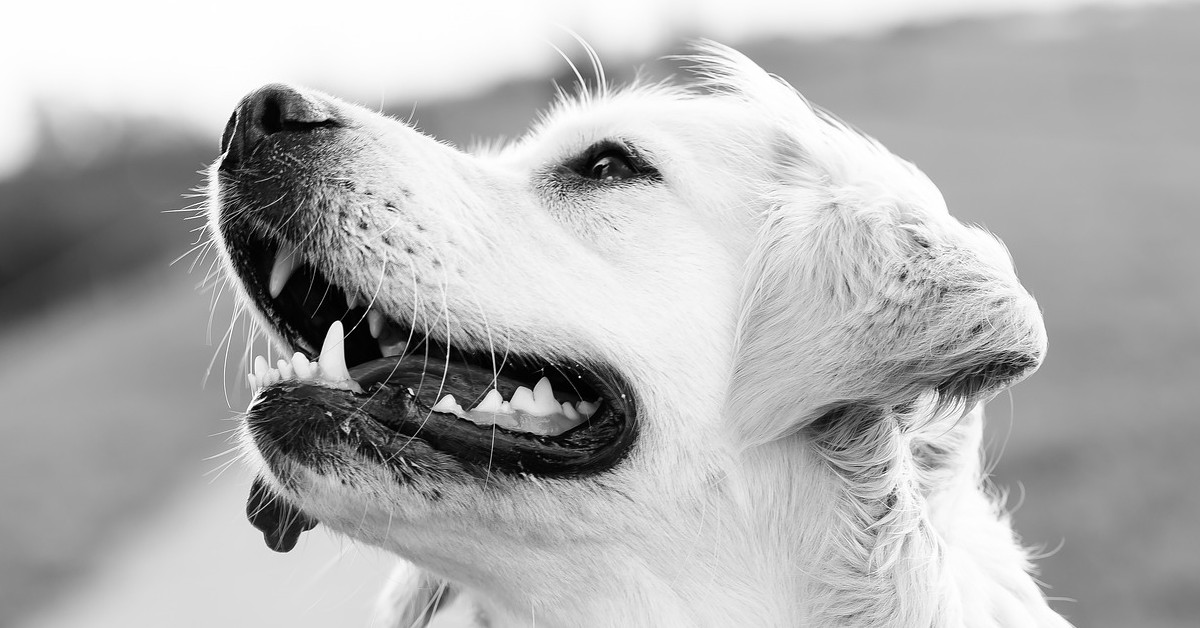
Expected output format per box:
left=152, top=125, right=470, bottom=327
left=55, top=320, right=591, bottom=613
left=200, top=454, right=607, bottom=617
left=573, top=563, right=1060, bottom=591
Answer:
left=205, top=43, right=1071, bottom=627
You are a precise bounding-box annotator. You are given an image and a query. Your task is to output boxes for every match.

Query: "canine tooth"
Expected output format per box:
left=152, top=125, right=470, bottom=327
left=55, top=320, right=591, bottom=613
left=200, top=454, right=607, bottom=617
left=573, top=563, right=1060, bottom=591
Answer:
left=472, top=389, right=504, bottom=413
left=577, top=400, right=601, bottom=417
left=431, top=394, right=463, bottom=414
left=509, top=386, right=538, bottom=415
left=318, top=321, right=352, bottom=381
left=277, top=359, right=294, bottom=380
left=291, top=352, right=313, bottom=380
left=562, top=402, right=581, bottom=421
left=268, top=245, right=301, bottom=299
left=366, top=310, right=385, bottom=338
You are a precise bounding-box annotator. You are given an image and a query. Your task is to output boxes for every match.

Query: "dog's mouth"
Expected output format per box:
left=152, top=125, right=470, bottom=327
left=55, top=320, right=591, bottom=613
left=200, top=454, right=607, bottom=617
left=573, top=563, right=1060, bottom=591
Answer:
left=213, top=84, right=638, bottom=553
left=229, top=229, right=638, bottom=482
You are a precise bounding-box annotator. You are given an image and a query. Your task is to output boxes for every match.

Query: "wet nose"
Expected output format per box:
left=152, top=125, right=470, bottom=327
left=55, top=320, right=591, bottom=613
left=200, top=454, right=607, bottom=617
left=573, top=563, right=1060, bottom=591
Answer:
left=219, top=83, right=337, bottom=170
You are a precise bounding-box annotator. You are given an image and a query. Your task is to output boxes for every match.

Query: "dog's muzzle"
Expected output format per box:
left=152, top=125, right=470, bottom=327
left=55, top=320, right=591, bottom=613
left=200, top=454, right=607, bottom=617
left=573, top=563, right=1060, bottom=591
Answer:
left=211, top=84, right=639, bottom=551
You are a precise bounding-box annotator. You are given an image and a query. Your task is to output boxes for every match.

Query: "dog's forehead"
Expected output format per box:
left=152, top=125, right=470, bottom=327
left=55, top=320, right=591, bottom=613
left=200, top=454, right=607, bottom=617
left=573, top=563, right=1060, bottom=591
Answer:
left=495, top=90, right=767, bottom=164
left=492, top=91, right=941, bottom=217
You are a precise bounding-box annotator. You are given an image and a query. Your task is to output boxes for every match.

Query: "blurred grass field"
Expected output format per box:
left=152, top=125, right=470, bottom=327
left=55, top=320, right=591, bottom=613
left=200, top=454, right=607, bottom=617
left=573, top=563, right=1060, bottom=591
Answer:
left=1, top=5, right=1197, bottom=627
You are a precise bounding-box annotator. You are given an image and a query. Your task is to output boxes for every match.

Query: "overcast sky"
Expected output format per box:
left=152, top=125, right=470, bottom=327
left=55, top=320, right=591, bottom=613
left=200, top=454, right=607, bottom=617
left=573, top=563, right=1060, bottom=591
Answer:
left=0, top=0, right=1174, bottom=177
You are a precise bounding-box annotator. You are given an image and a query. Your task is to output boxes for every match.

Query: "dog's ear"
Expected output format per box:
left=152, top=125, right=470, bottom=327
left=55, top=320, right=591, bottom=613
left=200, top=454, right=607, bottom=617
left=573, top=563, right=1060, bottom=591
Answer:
left=728, top=149, right=1046, bottom=447
left=690, top=43, right=1044, bottom=444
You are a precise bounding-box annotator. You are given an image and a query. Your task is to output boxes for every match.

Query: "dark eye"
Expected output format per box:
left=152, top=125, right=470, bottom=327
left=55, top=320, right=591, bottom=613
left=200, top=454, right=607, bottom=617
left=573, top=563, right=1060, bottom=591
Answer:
left=584, top=149, right=639, bottom=181
left=564, top=141, right=658, bottom=183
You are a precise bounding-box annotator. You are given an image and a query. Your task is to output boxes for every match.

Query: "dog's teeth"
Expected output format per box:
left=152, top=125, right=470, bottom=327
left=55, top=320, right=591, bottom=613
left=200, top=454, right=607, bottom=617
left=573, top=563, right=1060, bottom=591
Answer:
left=472, top=389, right=504, bottom=413
left=312, top=322, right=364, bottom=392
left=367, top=310, right=385, bottom=338
left=318, top=321, right=352, bottom=381
left=346, top=292, right=360, bottom=310
left=277, top=359, right=294, bottom=380
left=268, top=245, right=301, bottom=299
left=431, top=394, right=463, bottom=415
left=253, top=355, right=269, bottom=379
left=530, top=377, right=561, bottom=415
left=509, top=385, right=561, bottom=417
left=425, top=380, right=591, bottom=436
left=247, top=373, right=258, bottom=391
left=508, top=386, right=538, bottom=415
left=577, top=400, right=601, bottom=417
left=291, top=352, right=313, bottom=380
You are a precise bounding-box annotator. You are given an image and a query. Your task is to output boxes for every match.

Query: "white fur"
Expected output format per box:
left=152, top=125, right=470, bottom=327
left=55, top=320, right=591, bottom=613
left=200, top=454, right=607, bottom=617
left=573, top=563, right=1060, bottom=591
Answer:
left=212, top=43, right=1071, bottom=627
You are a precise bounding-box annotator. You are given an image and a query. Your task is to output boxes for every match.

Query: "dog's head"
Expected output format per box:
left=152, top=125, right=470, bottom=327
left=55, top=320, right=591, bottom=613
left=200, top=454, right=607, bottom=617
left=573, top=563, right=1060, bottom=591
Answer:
left=207, top=44, right=1045, bottom=625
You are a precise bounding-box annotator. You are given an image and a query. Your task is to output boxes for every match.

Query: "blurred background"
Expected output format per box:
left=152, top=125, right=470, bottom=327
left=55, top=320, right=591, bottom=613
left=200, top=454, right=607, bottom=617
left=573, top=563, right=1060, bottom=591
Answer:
left=2, top=1, right=1197, bottom=626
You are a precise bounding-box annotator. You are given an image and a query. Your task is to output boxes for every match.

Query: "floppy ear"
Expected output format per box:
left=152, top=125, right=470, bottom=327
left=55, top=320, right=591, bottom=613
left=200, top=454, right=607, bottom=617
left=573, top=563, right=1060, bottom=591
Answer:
left=685, top=43, right=1044, bottom=445
left=728, top=170, right=1046, bottom=447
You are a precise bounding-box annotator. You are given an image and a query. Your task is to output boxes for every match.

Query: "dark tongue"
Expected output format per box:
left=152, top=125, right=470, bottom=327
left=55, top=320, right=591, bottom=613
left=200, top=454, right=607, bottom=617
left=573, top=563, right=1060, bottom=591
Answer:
left=246, top=476, right=319, bottom=553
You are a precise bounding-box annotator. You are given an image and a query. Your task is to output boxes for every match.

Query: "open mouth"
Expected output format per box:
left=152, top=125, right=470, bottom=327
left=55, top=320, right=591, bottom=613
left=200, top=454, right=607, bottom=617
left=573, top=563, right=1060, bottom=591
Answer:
left=227, top=230, right=638, bottom=478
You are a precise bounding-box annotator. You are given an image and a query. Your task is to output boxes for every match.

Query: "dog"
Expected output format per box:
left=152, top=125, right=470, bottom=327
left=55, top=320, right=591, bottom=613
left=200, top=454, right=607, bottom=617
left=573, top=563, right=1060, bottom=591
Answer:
left=204, top=43, right=1071, bottom=627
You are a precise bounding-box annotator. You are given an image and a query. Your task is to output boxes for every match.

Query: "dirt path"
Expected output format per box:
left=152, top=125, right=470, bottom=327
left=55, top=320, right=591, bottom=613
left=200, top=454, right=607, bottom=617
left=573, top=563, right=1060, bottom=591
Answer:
left=17, top=469, right=397, bottom=628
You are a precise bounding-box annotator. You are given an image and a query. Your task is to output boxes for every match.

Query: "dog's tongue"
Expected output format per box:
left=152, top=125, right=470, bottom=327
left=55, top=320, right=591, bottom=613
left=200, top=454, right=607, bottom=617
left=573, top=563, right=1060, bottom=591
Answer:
left=246, top=476, right=318, bottom=552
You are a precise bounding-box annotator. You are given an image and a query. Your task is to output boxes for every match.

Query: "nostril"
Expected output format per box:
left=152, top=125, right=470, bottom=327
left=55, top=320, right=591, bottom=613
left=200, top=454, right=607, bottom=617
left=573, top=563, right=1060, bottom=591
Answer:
left=258, top=84, right=336, bottom=134
left=220, top=84, right=338, bottom=171
left=259, top=93, right=285, bottom=136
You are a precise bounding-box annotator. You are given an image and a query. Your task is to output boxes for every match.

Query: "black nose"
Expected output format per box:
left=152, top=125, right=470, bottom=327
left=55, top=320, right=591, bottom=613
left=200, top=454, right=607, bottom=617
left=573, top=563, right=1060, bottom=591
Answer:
left=219, top=84, right=337, bottom=171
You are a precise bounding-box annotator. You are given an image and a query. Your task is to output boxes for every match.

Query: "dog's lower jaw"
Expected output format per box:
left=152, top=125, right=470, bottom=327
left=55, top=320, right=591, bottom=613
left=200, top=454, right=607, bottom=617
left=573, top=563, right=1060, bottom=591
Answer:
left=305, top=480, right=799, bottom=627
left=360, top=512, right=795, bottom=628
left=356, top=448, right=1066, bottom=627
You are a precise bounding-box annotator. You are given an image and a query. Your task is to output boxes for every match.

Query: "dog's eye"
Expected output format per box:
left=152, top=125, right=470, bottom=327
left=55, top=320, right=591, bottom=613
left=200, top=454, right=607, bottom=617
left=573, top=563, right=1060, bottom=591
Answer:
left=585, top=149, right=639, bottom=181
left=564, top=141, right=658, bottom=183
